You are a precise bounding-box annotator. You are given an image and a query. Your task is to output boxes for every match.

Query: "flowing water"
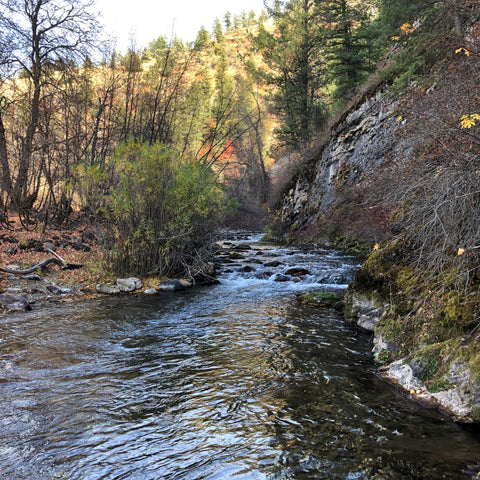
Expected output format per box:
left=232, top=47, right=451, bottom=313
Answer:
left=1, top=233, right=479, bottom=480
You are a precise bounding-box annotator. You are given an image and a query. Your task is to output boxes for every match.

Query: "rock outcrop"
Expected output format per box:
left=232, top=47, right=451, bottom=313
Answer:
left=277, top=90, right=410, bottom=233
left=274, top=83, right=480, bottom=422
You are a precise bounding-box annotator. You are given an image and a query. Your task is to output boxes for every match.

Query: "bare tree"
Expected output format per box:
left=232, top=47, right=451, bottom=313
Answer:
left=0, top=0, right=101, bottom=214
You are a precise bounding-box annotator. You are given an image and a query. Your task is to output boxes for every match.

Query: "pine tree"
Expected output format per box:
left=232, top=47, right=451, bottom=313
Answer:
left=261, top=0, right=328, bottom=146
left=320, top=0, right=377, bottom=104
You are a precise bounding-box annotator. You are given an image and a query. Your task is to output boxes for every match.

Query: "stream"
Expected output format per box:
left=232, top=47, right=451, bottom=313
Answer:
left=0, top=233, right=479, bottom=479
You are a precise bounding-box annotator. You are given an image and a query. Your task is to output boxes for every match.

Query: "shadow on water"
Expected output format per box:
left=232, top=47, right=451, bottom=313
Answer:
left=0, top=235, right=479, bottom=479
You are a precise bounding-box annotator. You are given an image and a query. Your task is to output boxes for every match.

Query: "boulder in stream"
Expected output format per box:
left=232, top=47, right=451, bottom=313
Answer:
left=285, top=267, right=310, bottom=276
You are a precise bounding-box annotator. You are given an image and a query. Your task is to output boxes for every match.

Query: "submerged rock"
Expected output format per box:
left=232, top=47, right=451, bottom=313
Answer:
left=143, top=288, right=158, bottom=295
left=285, top=267, right=310, bottom=276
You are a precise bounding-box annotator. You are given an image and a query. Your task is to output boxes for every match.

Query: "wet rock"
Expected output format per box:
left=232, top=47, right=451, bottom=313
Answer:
left=318, top=273, right=350, bottom=284
left=47, top=285, right=63, bottom=295
left=229, top=252, right=245, bottom=260
left=254, top=271, right=273, bottom=279
left=297, top=291, right=342, bottom=308
left=22, top=274, right=41, bottom=281
left=233, top=244, right=252, bottom=251
left=96, top=283, right=121, bottom=294
left=158, top=279, right=187, bottom=292
left=285, top=267, right=310, bottom=276
left=116, top=277, right=143, bottom=293
left=264, top=260, right=282, bottom=268
left=345, top=293, right=387, bottom=332
left=0, top=293, right=32, bottom=312
left=240, top=265, right=255, bottom=273
left=274, top=274, right=290, bottom=282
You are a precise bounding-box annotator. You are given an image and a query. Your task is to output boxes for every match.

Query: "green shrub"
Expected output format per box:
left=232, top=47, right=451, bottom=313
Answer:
left=105, top=140, right=224, bottom=277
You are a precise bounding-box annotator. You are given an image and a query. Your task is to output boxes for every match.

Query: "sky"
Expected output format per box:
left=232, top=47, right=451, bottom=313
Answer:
left=96, top=0, right=267, bottom=52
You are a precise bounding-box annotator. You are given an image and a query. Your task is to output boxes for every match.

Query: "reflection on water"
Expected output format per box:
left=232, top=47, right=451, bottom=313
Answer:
left=0, top=237, right=479, bottom=479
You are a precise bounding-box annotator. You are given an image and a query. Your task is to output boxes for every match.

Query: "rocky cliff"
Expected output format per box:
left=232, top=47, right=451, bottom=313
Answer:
left=277, top=88, right=409, bottom=240
left=274, top=62, right=480, bottom=422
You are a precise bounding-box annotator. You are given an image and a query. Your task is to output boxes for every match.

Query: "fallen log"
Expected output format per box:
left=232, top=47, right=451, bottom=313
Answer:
left=0, top=249, right=82, bottom=275
left=0, top=257, right=66, bottom=274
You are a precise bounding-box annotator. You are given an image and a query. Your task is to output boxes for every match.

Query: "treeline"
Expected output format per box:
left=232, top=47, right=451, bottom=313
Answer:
left=0, top=1, right=273, bottom=275
left=0, top=2, right=270, bottom=226
left=1, top=0, right=471, bottom=277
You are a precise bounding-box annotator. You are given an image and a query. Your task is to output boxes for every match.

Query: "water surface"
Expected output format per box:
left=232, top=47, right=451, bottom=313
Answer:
left=1, top=234, right=479, bottom=479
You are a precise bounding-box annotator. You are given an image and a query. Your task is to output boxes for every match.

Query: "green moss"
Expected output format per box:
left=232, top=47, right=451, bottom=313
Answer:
left=298, top=291, right=342, bottom=307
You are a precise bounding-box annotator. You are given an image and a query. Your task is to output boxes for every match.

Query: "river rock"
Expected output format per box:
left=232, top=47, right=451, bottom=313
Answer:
left=274, top=274, right=290, bottom=282
left=264, top=260, right=282, bottom=268
left=240, top=265, right=255, bottom=273
left=285, top=267, right=310, bottom=276
left=116, top=277, right=143, bottom=293
left=47, top=285, right=62, bottom=295
left=0, top=293, right=32, bottom=312
left=22, top=274, right=41, bottom=281
left=345, top=292, right=387, bottom=332
left=144, top=288, right=158, bottom=295
left=318, top=273, right=350, bottom=284
left=96, top=283, right=121, bottom=294
left=158, top=279, right=187, bottom=292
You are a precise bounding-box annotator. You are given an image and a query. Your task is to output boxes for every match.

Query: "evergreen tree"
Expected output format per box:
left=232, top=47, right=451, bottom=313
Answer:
left=194, top=26, right=210, bottom=51
left=320, top=0, right=377, bottom=104
left=213, top=18, right=224, bottom=43
left=261, top=0, right=328, bottom=146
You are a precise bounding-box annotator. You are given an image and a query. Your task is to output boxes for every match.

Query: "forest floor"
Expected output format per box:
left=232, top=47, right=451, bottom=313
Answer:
left=0, top=216, right=112, bottom=311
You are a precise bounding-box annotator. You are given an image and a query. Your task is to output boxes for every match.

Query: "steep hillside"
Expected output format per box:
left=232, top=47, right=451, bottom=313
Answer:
left=272, top=5, right=480, bottom=421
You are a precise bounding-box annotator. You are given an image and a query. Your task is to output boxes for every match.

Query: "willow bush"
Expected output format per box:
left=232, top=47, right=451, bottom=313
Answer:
left=105, top=140, right=224, bottom=278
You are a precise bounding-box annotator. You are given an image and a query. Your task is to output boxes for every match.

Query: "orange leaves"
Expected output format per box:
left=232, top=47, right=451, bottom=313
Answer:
left=400, top=23, right=415, bottom=35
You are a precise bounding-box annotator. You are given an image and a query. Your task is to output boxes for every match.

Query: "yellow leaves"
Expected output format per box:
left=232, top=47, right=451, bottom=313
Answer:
left=400, top=23, right=414, bottom=35
left=396, top=115, right=403, bottom=122
left=455, top=47, right=471, bottom=57
left=460, top=114, right=480, bottom=129
left=457, top=248, right=466, bottom=256
left=373, top=243, right=381, bottom=251
left=391, top=23, right=416, bottom=43
left=409, top=389, right=416, bottom=395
